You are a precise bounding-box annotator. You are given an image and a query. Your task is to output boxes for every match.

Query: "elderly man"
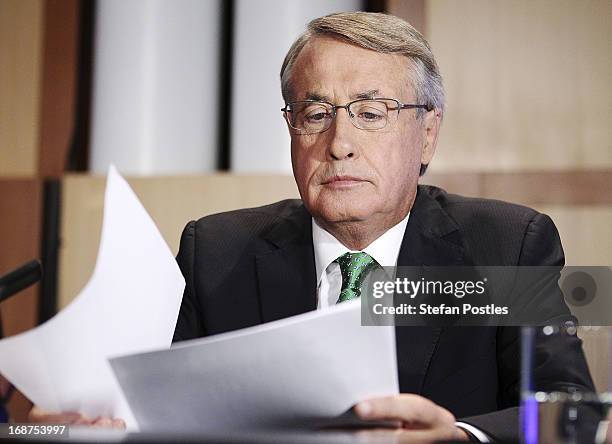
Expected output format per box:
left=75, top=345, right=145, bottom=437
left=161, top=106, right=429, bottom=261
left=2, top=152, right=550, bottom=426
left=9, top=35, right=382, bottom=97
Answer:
left=171, top=12, right=593, bottom=442
left=32, top=11, right=593, bottom=442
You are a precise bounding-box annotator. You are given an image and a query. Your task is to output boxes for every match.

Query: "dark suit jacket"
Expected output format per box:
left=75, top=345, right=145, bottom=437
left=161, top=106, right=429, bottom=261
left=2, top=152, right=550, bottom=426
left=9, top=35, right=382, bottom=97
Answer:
left=173, top=185, right=594, bottom=442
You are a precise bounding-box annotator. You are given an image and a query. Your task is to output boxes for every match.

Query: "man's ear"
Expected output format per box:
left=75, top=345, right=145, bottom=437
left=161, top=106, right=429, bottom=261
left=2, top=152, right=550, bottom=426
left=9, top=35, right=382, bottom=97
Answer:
left=421, top=109, right=441, bottom=167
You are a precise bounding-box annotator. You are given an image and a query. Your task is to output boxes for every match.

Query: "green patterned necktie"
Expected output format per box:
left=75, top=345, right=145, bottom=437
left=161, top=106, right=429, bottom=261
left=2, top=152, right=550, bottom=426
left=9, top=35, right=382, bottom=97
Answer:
left=335, top=252, right=377, bottom=304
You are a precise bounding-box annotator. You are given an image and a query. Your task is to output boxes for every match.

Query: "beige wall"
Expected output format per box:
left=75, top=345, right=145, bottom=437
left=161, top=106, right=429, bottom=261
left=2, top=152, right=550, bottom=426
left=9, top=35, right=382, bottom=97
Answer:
left=539, top=206, right=612, bottom=266
left=0, top=0, right=43, bottom=176
left=578, top=326, right=610, bottom=393
left=426, top=0, right=612, bottom=173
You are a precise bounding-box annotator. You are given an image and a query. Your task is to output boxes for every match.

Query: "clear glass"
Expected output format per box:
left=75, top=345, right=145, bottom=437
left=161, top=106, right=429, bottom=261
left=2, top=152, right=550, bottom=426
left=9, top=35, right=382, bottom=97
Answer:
left=521, top=325, right=612, bottom=444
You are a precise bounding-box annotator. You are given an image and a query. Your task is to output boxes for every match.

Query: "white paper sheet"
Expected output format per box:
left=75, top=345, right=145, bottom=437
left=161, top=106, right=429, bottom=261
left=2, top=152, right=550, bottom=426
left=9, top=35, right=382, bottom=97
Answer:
left=0, top=166, right=185, bottom=430
left=110, top=300, right=398, bottom=432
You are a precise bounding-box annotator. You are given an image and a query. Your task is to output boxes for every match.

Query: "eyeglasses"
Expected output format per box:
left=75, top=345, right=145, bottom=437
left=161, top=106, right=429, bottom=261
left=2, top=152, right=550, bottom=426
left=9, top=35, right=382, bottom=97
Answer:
left=281, top=98, right=431, bottom=135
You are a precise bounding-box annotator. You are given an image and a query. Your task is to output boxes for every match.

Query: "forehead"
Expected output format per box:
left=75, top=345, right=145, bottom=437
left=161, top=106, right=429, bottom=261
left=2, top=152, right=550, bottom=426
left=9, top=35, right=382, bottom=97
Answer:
left=289, top=36, right=412, bottom=101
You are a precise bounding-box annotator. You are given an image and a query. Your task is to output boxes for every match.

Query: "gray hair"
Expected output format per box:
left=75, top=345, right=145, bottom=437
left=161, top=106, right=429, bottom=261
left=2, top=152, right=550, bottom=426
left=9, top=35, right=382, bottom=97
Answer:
left=280, top=11, right=445, bottom=119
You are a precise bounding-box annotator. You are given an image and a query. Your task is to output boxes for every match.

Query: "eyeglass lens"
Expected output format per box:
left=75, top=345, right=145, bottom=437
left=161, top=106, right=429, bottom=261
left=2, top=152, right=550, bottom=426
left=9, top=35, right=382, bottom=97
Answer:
left=288, top=99, right=398, bottom=133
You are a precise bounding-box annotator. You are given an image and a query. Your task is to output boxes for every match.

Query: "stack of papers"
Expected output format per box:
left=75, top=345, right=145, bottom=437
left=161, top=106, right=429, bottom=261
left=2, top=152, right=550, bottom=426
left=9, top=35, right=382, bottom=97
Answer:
left=111, top=300, right=398, bottom=432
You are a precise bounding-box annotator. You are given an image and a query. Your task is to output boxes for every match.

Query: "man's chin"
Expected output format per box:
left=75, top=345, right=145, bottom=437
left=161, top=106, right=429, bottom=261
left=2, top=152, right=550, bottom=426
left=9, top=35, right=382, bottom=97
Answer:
left=309, top=205, right=373, bottom=226
left=307, top=189, right=377, bottom=218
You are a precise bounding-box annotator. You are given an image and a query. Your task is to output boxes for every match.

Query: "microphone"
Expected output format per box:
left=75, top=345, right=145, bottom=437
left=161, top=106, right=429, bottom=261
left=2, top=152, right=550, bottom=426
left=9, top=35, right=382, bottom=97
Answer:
left=0, top=260, right=43, bottom=303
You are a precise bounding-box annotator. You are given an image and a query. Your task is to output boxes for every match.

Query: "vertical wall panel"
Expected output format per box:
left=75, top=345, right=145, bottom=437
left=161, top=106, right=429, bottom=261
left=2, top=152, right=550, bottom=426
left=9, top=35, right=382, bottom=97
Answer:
left=230, top=0, right=362, bottom=173
left=0, top=0, right=44, bottom=176
left=90, top=0, right=221, bottom=175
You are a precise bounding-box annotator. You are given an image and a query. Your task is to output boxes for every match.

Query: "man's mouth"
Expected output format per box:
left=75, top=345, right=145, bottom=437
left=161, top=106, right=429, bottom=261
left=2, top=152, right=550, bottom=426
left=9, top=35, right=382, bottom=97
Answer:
left=321, top=175, right=367, bottom=187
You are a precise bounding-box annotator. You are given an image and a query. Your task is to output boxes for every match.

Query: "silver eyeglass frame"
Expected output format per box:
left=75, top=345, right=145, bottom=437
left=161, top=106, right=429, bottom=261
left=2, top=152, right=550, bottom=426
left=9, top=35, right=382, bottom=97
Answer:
left=281, top=98, right=432, bottom=134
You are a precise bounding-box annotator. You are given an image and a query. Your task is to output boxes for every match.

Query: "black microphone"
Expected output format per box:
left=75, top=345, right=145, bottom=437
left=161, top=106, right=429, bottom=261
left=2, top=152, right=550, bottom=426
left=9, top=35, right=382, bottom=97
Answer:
left=0, top=260, right=43, bottom=303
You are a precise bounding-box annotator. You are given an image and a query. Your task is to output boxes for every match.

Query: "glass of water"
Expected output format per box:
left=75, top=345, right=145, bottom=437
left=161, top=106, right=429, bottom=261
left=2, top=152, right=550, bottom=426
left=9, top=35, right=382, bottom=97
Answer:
left=521, top=324, right=612, bottom=444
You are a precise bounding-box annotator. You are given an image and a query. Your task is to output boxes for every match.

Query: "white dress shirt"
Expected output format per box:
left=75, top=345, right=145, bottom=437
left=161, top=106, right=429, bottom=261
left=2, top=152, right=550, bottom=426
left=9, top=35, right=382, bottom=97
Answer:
left=313, top=214, right=410, bottom=308
left=311, top=214, right=490, bottom=442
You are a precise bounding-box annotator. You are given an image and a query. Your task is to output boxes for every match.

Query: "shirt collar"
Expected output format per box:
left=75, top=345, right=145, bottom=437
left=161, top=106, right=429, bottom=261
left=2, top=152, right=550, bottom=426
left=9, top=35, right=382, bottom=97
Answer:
left=312, top=213, right=411, bottom=285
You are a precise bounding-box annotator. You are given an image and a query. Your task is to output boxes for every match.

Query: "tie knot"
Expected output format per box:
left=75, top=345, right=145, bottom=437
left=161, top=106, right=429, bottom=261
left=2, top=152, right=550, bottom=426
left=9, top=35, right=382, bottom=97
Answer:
left=335, top=252, right=377, bottom=303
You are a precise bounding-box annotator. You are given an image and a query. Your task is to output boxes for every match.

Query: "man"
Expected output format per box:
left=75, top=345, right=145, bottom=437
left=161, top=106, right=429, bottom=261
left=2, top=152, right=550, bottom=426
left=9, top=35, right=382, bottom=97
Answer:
left=172, top=11, right=593, bottom=443
left=32, top=11, right=593, bottom=442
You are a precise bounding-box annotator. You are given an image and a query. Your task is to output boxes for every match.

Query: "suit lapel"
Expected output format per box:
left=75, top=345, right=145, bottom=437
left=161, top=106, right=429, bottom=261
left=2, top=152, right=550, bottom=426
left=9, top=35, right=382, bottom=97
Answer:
left=256, top=204, right=318, bottom=323
left=395, top=186, right=467, bottom=394
left=398, top=186, right=466, bottom=267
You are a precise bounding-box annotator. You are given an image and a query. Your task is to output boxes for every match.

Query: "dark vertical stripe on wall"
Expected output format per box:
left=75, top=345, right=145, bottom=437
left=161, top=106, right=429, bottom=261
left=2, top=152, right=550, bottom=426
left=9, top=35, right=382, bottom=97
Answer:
left=364, top=0, right=386, bottom=12
left=38, top=181, right=61, bottom=323
left=217, top=0, right=234, bottom=171
left=67, top=0, right=96, bottom=172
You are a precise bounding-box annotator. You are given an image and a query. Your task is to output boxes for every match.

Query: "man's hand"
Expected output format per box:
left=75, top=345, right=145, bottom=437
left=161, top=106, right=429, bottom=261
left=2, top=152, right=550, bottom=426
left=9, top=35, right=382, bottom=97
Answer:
left=354, top=394, right=469, bottom=443
left=28, top=406, right=126, bottom=429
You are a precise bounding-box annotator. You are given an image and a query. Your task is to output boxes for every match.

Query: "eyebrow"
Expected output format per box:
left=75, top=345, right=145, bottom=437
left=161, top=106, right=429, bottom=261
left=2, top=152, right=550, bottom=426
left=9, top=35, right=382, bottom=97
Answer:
left=304, top=92, right=330, bottom=102
left=352, top=89, right=380, bottom=100
left=302, top=89, right=381, bottom=102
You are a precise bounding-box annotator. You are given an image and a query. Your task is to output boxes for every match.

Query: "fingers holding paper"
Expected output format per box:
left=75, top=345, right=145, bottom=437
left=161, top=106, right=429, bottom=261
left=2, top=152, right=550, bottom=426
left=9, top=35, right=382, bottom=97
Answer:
left=354, top=394, right=469, bottom=443
left=28, top=406, right=126, bottom=429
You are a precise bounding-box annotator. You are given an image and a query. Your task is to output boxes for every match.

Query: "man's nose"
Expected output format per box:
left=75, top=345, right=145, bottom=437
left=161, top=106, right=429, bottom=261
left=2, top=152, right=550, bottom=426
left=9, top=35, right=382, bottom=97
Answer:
left=326, top=108, right=359, bottom=161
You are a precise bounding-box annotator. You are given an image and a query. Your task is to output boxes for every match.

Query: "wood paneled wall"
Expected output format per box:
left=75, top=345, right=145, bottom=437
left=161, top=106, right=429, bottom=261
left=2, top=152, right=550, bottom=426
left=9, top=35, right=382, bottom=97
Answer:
left=0, top=0, right=44, bottom=176
left=0, top=0, right=80, bottom=421
left=424, top=0, right=612, bottom=172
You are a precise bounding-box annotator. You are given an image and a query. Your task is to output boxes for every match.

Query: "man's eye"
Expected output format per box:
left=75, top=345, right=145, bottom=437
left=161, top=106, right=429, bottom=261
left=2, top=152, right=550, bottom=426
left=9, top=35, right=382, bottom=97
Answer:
left=358, top=111, right=384, bottom=121
left=306, top=112, right=329, bottom=122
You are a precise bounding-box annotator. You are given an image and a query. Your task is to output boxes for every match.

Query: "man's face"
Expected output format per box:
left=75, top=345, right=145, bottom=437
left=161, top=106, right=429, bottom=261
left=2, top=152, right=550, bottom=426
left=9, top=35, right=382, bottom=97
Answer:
left=286, top=37, right=439, bottom=231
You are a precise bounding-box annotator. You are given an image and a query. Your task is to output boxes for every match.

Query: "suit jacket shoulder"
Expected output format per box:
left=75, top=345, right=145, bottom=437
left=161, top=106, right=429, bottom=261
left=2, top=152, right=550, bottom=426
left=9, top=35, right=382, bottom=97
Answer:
left=178, top=199, right=308, bottom=285
left=415, top=185, right=564, bottom=266
left=174, top=199, right=314, bottom=341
